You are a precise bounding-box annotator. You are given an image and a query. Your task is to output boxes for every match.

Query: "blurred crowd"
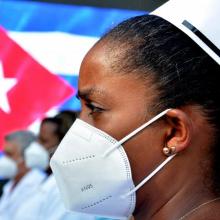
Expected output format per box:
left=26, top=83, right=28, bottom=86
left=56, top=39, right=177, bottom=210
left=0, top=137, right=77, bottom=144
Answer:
left=0, top=110, right=108, bottom=220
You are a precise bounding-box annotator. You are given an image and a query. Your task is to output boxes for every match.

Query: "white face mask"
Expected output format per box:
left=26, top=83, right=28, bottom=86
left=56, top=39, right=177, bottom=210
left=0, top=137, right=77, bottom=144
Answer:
left=0, top=155, right=18, bottom=179
left=24, top=142, right=49, bottom=170
left=50, top=109, right=175, bottom=219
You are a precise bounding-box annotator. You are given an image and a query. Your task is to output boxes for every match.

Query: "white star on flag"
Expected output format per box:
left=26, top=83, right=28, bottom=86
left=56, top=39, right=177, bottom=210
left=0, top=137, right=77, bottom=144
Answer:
left=0, top=62, right=17, bottom=113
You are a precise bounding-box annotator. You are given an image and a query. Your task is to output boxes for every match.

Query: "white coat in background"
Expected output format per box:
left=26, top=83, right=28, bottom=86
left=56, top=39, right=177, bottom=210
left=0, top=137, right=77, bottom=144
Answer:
left=0, top=169, right=46, bottom=220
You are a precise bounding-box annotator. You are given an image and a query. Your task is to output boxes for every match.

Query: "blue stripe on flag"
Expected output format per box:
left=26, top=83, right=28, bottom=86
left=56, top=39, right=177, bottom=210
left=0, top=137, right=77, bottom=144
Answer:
left=0, top=0, right=146, bottom=37
left=58, top=74, right=80, bottom=111
left=0, top=1, right=146, bottom=112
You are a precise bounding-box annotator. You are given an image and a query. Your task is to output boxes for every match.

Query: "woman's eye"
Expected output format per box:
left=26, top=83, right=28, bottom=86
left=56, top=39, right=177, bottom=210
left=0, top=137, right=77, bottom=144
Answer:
left=86, top=103, right=104, bottom=115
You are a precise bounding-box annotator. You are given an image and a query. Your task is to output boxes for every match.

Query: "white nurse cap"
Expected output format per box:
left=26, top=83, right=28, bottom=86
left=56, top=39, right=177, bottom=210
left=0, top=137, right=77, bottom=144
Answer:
left=151, top=0, right=220, bottom=65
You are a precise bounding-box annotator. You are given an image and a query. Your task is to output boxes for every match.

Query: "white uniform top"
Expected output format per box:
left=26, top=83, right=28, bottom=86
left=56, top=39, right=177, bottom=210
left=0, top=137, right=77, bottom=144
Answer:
left=0, top=169, right=46, bottom=220
left=14, top=174, right=97, bottom=220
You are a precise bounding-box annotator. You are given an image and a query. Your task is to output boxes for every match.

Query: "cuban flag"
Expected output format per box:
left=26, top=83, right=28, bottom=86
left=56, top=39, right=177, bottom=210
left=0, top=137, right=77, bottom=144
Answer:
left=0, top=0, right=145, bottom=150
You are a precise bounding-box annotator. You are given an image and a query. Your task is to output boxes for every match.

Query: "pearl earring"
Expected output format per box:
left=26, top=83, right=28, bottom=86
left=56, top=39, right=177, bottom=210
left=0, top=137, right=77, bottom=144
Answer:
left=163, top=146, right=176, bottom=156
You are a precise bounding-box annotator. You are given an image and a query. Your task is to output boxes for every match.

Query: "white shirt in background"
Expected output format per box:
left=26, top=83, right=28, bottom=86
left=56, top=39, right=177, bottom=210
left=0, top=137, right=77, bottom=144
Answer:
left=0, top=169, right=46, bottom=220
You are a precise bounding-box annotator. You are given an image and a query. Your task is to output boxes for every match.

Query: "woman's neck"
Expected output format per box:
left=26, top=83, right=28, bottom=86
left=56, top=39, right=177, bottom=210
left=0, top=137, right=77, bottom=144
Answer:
left=133, top=156, right=215, bottom=220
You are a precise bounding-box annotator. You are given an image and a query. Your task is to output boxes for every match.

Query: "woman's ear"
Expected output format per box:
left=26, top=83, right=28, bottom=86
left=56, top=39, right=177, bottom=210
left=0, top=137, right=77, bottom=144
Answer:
left=164, top=109, right=193, bottom=154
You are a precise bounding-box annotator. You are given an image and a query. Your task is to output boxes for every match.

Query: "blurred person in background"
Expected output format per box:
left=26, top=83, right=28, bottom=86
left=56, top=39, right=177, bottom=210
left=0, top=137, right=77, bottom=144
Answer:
left=0, top=178, right=8, bottom=197
left=15, top=110, right=95, bottom=220
left=38, top=111, right=79, bottom=161
left=38, top=117, right=62, bottom=161
left=0, top=154, right=8, bottom=197
left=0, top=131, right=46, bottom=220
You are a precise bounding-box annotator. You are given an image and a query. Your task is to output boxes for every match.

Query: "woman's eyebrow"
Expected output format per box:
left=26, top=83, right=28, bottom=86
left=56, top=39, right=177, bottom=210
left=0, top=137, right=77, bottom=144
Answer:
left=76, top=89, right=93, bottom=101
left=76, top=88, right=107, bottom=101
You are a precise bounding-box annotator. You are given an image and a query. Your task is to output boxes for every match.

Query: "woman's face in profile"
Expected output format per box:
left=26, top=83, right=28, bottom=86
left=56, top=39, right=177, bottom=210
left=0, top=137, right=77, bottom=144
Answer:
left=77, top=42, right=167, bottom=201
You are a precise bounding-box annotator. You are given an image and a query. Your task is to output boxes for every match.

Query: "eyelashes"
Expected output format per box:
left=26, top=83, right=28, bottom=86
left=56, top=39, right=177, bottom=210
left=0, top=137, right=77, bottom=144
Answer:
left=85, top=103, right=104, bottom=115
left=76, top=94, right=105, bottom=116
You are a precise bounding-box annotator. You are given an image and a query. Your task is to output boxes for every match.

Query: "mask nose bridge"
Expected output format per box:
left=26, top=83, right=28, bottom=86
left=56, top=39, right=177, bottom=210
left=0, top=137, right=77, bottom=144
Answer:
left=102, top=109, right=171, bottom=158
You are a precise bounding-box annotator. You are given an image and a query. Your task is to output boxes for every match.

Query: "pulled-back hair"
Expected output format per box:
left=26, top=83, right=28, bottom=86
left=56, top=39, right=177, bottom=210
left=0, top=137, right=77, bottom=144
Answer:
left=101, top=15, right=220, bottom=194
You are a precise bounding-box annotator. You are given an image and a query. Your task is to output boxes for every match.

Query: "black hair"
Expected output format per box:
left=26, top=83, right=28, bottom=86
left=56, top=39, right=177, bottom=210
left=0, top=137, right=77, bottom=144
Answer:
left=54, top=110, right=78, bottom=133
left=101, top=15, right=220, bottom=194
left=41, top=111, right=77, bottom=142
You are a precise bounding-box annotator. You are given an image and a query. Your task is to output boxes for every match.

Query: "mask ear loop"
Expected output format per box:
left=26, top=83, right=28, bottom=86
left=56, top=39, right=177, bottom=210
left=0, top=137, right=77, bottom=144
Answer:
left=120, top=154, right=176, bottom=198
left=102, top=108, right=172, bottom=158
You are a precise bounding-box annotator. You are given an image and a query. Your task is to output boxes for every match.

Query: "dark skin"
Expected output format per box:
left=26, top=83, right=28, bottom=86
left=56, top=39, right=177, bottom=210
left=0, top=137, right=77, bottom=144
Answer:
left=3, top=140, right=29, bottom=189
left=38, top=121, right=60, bottom=174
left=78, top=41, right=220, bottom=220
left=38, top=122, right=59, bottom=151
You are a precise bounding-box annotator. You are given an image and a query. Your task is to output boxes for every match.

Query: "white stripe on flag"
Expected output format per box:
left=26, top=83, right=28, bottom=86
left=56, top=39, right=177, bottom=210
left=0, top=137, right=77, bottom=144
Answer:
left=9, top=31, right=99, bottom=75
